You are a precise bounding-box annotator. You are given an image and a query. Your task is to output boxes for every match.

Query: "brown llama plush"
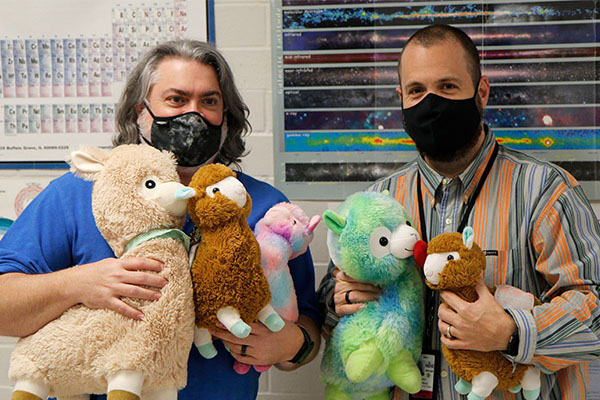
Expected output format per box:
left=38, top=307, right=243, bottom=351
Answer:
left=187, top=163, right=284, bottom=358
left=422, top=227, right=541, bottom=400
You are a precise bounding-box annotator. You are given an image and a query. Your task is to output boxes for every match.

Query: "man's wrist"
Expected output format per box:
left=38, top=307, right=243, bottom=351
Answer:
left=288, top=324, right=314, bottom=364
left=505, top=330, right=519, bottom=356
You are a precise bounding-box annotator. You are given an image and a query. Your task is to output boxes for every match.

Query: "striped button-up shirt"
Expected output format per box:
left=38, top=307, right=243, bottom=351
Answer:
left=366, top=128, right=600, bottom=399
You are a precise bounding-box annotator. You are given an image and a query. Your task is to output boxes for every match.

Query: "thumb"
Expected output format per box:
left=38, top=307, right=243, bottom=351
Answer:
left=475, top=273, right=491, bottom=299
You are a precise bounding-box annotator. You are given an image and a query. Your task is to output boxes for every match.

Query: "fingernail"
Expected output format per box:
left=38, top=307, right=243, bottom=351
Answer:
left=154, top=292, right=161, bottom=300
left=137, top=313, right=144, bottom=320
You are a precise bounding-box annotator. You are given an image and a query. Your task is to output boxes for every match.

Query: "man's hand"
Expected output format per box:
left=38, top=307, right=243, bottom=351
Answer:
left=73, top=257, right=168, bottom=320
left=210, top=315, right=319, bottom=370
left=333, top=269, right=381, bottom=317
left=438, top=274, right=516, bottom=352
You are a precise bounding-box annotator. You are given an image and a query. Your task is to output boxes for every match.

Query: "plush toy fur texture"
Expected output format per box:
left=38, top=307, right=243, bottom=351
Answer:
left=233, top=202, right=321, bottom=374
left=320, top=191, right=424, bottom=400
left=187, top=163, right=271, bottom=329
left=8, top=144, right=195, bottom=398
left=256, top=202, right=320, bottom=321
left=425, top=231, right=536, bottom=392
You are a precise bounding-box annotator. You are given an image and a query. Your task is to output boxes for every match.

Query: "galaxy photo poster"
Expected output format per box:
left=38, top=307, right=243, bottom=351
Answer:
left=271, top=0, right=599, bottom=200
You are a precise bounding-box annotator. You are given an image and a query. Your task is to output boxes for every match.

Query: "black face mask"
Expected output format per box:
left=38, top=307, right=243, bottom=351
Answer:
left=140, top=102, right=224, bottom=167
left=402, top=90, right=481, bottom=157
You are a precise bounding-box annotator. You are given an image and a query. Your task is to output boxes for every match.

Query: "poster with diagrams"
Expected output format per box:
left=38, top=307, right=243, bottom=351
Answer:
left=272, top=0, right=599, bottom=200
left=0, top=0, right=209, bottom=165
left=0, top=171, right=63, bottom=238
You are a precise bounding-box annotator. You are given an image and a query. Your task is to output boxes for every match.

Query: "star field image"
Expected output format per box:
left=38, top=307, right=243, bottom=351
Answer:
left=273, top=0, right=599, bottom=194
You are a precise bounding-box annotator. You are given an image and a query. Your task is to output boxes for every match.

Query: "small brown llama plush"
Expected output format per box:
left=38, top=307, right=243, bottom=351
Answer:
left=422, top=227, right=541, bottom=400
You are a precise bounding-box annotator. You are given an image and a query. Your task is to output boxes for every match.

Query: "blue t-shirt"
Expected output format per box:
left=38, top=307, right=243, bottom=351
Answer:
left=0, top=170, right=322, bottom=400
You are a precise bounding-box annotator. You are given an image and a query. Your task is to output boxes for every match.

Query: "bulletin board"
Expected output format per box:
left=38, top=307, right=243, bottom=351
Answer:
left=0, top=0, right=213, bottom=168
left=271, top=0, right=599, bottom=200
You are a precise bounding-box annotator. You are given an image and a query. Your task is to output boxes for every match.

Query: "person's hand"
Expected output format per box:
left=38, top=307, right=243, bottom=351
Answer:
left=438, top=274, right=516, bottom=352
left=333, top=268, right=381, bottom=317
left=72, top=257, right=167, bottom=320
left=210, top=319, right=304, bottom=366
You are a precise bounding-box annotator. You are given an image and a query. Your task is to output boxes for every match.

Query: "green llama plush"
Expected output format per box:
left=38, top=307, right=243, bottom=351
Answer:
left=320, top=191, right=425, bottom=400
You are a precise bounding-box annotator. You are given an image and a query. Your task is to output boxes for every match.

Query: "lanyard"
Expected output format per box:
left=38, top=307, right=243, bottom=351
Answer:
left=417, top=141, right=498, bottom=345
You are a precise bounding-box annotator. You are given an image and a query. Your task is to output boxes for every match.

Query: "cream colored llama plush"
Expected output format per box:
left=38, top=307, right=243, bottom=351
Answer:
left=9, top=144, right=196, bottom=400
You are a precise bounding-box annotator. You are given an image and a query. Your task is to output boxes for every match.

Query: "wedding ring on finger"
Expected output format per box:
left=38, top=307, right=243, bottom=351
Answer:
left=345, top=290, right=353, bottom=305
left=445, top=325, right=454, bottom=339
left=241, top=344, right=248, bottom=357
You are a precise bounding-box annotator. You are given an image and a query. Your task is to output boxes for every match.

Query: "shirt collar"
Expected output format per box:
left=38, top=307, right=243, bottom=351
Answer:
left=417, top=125, right=497, bottom=202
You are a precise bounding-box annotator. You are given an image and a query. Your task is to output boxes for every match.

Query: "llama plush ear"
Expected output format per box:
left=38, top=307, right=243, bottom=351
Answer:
left=67, top=146, right=109, bottom=181
left=462, top=227, right=474, bottom=249
left=307, top=215, right=321, bottom=234
left=323, top=210, right=346, bottom=236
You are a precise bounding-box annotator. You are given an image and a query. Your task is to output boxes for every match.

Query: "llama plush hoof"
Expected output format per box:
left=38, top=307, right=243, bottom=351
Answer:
left=387, top=349, right=421, bottom=394
left=324, top=384, right=352, bottom=400
left=11, top=391, right=43, bottom=400
left=233, top=361, right=251, bottom=374
left=365, top=390, right=390, bottom=400
left=230, top=321, right=251, bottom=338
left=263, top=313, right=285, bottom=332
left=455, top=378, right=472, bottom=395
left=107, top=390, right=140, bottom=400
left=523, top=388, right=541, bottom=399
left=467, top=392, right=485, bottom=400
left=345, top=340, right=384, bottom=383
left=197, top=342, right=218, bottom=359
left=508, top=385, right=522, bottom=393
left=253, top=364, right=271, bottom=372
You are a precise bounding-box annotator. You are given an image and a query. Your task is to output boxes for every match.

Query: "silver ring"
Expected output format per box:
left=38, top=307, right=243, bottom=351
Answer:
left=345, top=290, right=353, bottom=305
left=241, top=344, right=248, bottom=357
left=445, top=325, right=453, bottom=339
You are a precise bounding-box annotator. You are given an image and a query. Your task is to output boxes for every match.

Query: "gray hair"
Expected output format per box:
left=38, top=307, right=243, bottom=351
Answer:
left=113, top=40, right=250, bottom=166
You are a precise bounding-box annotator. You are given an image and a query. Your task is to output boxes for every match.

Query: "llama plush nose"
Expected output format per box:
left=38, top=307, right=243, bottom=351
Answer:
left=390, top=224, right=420, bottom=259
left=413, top=240, right=428, bottom=268
left=155, top=182, right=192, bottom=217
left=175, top=187, right=196, bottom=200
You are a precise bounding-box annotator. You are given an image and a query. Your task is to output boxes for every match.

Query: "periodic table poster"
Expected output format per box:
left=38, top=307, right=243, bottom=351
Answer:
left=0, top=0, right=210, bottom=166
left=271, top=0, right=599, bottom=200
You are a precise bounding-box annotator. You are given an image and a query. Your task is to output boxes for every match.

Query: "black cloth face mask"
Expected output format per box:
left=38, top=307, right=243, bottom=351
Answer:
left=401, top=89, right=481, bottom=157
left=140, top=102, right=224, bottom=167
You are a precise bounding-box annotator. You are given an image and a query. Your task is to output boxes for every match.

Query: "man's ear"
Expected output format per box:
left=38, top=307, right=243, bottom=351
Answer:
left=477, top=76, right=490, bottom=108
left=135, top=102, right=145, bottom=118
left=395, top=87, right=402, bottom=101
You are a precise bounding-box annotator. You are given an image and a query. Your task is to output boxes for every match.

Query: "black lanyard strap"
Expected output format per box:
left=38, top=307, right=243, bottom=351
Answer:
left=416, top=141, right=498, bottom=346
left=417, top=141, right=499, bottom=240
left=457, top=142, right=499, bottom=233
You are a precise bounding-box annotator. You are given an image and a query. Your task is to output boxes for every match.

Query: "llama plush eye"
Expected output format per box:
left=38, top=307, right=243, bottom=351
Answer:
left=406, top=221, right=412, bottom=227
left=447, top=254, right=454, bottom=261
left=139, top=175, right=163, bottom=200
left=370, top=226, right=392, bottom=258
left=205, top=176, right=248, bottom=208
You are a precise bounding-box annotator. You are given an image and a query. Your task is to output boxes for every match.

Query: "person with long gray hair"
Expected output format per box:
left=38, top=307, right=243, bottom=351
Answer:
left=0, top=40, right=322, bottom=399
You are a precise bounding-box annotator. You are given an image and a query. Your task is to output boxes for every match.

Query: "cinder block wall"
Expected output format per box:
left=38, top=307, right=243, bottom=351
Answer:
left=2, top=1, right=600, bottom=399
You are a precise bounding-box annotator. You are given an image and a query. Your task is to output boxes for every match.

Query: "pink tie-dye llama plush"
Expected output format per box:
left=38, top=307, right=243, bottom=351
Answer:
left=233, top=202, right=321, bottom=374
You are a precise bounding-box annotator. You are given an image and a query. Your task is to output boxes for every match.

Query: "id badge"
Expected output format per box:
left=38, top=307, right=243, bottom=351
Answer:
left=409, top=350, right=440, bottom=400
